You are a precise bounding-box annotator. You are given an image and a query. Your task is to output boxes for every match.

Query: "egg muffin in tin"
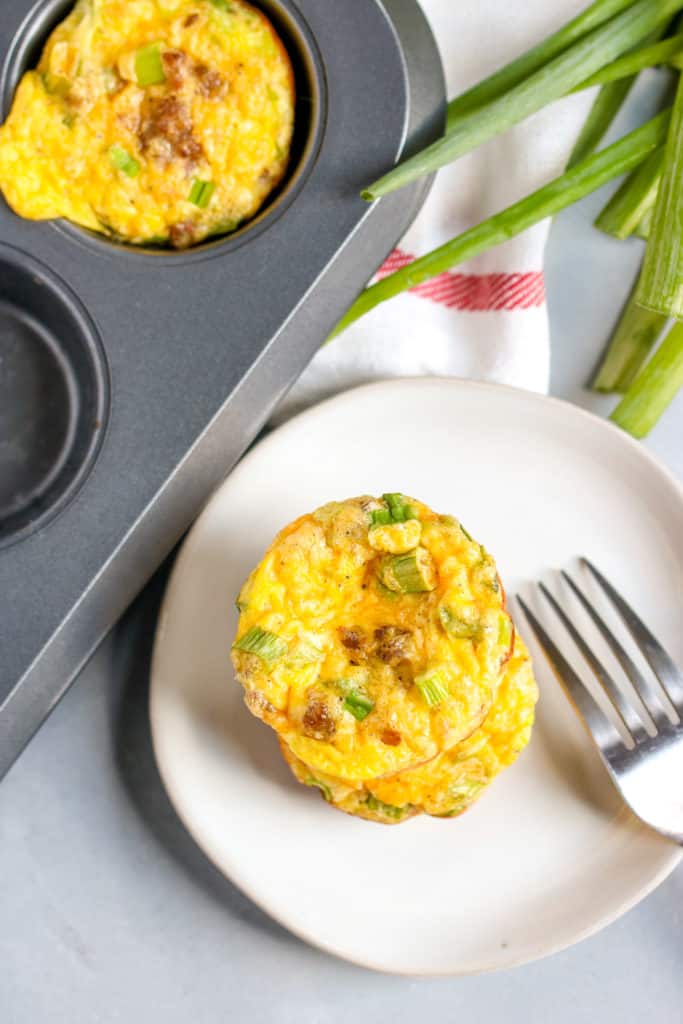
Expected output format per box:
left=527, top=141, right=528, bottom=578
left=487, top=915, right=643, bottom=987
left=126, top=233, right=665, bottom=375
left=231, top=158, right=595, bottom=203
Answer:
left=0, top=0, right=295, bottom=247
left=232, top=495, right=515, bottom=783
left=280, top=634, right=539, bottom=824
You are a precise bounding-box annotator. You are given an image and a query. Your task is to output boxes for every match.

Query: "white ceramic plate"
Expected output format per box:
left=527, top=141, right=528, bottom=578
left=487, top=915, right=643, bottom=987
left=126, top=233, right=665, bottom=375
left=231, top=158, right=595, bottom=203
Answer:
left=150, top=378, right=682, bottom=976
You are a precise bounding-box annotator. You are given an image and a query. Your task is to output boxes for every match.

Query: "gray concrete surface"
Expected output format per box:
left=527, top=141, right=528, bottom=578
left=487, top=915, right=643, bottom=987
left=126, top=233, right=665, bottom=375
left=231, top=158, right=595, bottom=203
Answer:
left=2, top=102, right=682, bottom=1022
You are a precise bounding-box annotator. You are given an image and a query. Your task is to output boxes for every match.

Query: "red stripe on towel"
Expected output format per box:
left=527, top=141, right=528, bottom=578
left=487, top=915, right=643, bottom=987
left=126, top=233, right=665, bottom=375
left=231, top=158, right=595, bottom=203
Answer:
left=376, top=249, right=545, bottom=311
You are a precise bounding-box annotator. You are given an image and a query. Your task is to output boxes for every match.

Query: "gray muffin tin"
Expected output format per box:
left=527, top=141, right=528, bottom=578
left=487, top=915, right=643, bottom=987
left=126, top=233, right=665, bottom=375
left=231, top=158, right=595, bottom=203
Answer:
left=0, top=0, right=445, bottom=777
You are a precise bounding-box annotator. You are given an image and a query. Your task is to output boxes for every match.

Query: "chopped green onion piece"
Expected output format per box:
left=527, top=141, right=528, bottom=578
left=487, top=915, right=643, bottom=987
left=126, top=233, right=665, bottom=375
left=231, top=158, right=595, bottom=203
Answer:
left=375, top=577, right=401, bottom=601
left=610, top=320, right=683, bottom=437
left=439, top=606, right=482, bottom=641
left=566, top=76, right=637, bottom=169
left=382, top=493, right=417, bottom=521
left=370, top=494, right=417, bottom=527
left=41, top=71, right=71, bottom=97
left=109, top=144, right=140, bottom=178
left=459, top=523, right=474, bottom=542
left=135, top=43, right=166, bottom=87
left=288, top=639, right=325, bottom=664
left=189, top=179, right=216, bottom=209
left=370, top=508, right=392, bottom=526
left=364, top=794, right=410, bottom=820
left=638, top=74, right=683, bottom=317
left=415, top=669, right=450, bottom=708
left=235, top=598, right=249, bottom=613
left=307, top=778, right=333, bottom=802
left=343, top=691, right=374, bottom=721
left=209, top=0, right=234, bottom=10
left=330, top=111, right=670, bottom=340
left=595, top=146, right=664, bottom=239
left=362, top=0, right=681, bottom=200
left=233, top=626, right=288, bottom=662
left=305, top=777, right=332, bottom=801
left=379, top=548, right=436, bottom=593
left=592, top=273, right=668, bottom=393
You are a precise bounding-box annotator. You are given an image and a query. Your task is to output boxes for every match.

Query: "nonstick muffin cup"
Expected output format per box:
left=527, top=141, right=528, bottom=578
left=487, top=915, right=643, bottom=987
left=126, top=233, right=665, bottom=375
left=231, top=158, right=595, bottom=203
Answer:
left=0, top=0, right=446, bottom=777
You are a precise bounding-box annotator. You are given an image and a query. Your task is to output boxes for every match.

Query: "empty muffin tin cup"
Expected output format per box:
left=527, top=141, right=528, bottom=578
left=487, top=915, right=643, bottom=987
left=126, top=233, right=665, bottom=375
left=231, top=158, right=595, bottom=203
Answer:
left=0, top=244, right=109, bottom=547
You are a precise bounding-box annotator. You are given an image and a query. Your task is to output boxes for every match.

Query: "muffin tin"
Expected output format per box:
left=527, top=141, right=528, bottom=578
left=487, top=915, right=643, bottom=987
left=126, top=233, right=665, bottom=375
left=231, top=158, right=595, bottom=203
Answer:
left=0, top=0, right=445, bottom=777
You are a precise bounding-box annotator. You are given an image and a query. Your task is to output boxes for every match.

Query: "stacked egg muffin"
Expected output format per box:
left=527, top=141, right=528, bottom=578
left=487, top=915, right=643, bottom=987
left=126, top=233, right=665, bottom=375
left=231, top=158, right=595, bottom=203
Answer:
left=231, top=495, right=538, bottom=824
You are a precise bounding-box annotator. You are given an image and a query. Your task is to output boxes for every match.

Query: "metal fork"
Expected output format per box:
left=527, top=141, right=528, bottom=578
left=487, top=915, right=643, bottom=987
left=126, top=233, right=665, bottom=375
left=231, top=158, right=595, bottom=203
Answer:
left=517, top=558, right=683, bottom=845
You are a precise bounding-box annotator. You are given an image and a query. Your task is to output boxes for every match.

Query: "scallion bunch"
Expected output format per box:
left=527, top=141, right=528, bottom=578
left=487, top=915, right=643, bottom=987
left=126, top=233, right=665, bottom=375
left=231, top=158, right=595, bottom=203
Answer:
left=330, top=0, right=683, bottom=438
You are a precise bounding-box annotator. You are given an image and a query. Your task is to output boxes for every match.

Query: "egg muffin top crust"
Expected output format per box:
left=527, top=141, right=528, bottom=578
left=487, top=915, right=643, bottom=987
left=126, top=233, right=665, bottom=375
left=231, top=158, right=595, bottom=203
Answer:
left=280, top=634, right=539, bottom=823
left=0, top=0, right=295, bottom=248
left=232, top=495, right=514, bottom=783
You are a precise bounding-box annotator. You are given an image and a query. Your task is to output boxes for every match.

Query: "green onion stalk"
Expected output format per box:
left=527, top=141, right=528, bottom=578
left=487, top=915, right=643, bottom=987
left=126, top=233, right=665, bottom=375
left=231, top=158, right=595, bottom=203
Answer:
left=638, top=72, right=683, bottom=316
left=592, top=272, right=668, bottom=392
left=363, top=0, right=683, bottom=200
left=610, top=320, right=683, bottom=435
left=576, top=32, right=683, bottom=90
left=595, top=145, right=664, bottom=237
left=444, top=0, right=637, bottom=129
left=329, top=111, right=670, bottom=341
left=567, top=77, right=638, bottom=169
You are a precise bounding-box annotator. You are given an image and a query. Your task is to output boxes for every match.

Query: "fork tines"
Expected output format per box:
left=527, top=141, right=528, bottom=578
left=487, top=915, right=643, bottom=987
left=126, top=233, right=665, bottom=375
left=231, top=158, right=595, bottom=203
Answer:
left=517, top=559, right=683, bottom=749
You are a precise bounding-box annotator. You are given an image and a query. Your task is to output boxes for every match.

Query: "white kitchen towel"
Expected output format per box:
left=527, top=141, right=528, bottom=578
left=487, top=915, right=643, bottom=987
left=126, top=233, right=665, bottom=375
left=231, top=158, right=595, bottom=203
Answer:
left=277, top=0, right=598, bottom=420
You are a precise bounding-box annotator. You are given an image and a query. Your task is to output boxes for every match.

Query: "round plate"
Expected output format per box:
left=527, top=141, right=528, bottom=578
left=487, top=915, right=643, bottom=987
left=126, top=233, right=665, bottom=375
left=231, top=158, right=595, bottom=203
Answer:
left=150, top=378, right=682, bottom=975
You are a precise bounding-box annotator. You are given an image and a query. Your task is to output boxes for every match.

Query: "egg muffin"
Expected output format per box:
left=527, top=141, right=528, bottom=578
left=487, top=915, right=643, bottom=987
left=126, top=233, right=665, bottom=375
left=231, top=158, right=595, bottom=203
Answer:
left=232, top=495, right=514, bottom=783
left=0, top=0, right=295, bottom=247
left=280, top=634, right=539, bottom=823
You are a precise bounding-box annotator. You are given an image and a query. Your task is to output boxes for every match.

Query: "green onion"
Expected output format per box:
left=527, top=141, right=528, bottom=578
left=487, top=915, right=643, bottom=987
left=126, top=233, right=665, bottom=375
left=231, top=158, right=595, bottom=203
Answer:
left=109, top=144, right=140, bottom=178
left=415, top=669, right=451, bottom=708
left=610, top=320, right=683, bottom=436
left=634, top=203, right=655, bottom=238
left=209, top=0, right=234, bottom=10
left=41, top=71, right=71, bottom=97
left=383, top=492, right=417, bottom=521
left=364, top=794, right=410, bottom=820
left=369, top=494, right=417, bottom=526
left=576, top=33, right=683, bottom=90
left=638, top=74, right=683, bottom=316
left=343, top=691, right=374, bottom=721
left=305, top=777, right=332, bottom=801
left=287, top=639, right=325, bottom=664
left=569, top=20, right=671, bottom=168
left=592, top=275, right=668, bottom=392
left=232, top=626, right=288, bottom=662
left=445, top=0, right=636, bottom=130
left=378, top=548, right=437, bottom=593
left=189, top=179, right=216, bottom=209
left=459, top=523, right=474, bottom=542
left=438, top=606, right=482, bottom=641
left=375, top=578, right=401, bottom=601
left=331, top=111, right=670, bottom=340
left=363, top=0, right=681, bottom=201
left=595, top=145, right=664, bottom=238
left=370, top=508, right=392, bottom=526
left=235, top=598, right=249, bottom=613
left=134, top=43, right=166, bottom=87
left=566, top=77, right=637, bottom=169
